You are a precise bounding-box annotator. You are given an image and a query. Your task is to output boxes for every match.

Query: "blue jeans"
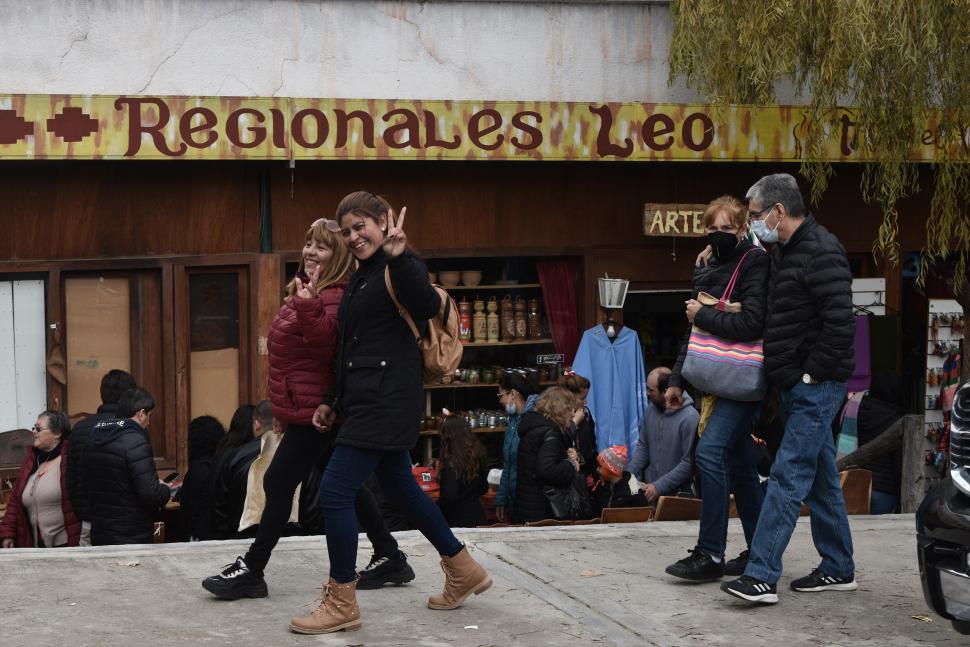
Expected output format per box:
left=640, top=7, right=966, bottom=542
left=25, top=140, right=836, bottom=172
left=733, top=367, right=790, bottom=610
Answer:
left=695, top=398, right=763, bottom=558
left=320, top=445, right=463, bottom=583
left=870, top=490, right=899, bottom=515
left=745, top=381, right=854, bottom=583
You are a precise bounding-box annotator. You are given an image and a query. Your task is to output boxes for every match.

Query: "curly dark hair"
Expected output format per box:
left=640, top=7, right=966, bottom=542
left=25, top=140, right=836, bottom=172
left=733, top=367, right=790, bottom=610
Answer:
left=438, top=416, right=485, bottom=486
left=188, top=415, right=225, bottom=462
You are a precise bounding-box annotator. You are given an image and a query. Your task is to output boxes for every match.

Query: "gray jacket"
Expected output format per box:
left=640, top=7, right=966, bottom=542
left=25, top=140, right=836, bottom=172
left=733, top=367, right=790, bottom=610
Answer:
left=627, top=393, right=699, bottom=495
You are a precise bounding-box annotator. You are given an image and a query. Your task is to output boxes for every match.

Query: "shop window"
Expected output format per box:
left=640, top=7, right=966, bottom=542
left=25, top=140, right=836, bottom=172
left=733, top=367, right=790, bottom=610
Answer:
left=65, top=277, right=131, bottom=418
left=188, top=271, right=246, bottom=427
left=0, top=279, right=47, bottom=435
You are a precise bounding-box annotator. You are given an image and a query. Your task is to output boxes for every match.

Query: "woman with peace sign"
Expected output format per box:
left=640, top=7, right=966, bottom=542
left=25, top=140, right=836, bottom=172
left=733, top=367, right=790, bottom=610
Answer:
left=202, top=217, right=414, bottom=603
left=291, top=192, right=491, bottom=635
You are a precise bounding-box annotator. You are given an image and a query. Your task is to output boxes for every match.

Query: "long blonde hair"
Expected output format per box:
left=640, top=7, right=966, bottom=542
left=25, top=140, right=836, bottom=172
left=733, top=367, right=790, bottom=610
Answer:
left=534, top=387, right=577, bottom=429
left=285, top=219, right=355, bottom=297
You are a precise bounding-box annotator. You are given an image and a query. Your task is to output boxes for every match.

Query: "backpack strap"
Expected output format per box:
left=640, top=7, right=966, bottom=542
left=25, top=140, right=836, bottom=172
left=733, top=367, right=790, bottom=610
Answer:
left=384, top=267, right=421, bottom=342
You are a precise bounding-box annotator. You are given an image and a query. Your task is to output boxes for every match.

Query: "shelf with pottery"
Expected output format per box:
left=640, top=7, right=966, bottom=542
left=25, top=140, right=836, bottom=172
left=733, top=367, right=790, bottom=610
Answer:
left=420, top=426, right=507, bottom=437
left=460, top=339, right=553, bottom=348
left=443, top=283, right=541, bottom=290
left=424, top=380, right=557, bottom=390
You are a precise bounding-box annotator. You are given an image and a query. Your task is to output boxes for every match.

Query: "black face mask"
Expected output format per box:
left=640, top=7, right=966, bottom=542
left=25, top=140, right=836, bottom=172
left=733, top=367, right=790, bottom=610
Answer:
left=707, top=231, right=740, bottom=260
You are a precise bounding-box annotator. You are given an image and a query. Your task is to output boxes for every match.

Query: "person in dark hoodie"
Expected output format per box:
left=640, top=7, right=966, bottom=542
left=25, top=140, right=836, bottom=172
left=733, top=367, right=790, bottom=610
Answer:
left=177, top=415, right=225, bottom=540
left=856, top=373, right=906, bottom=514
left=436, top=415, right=488, bottom=528
left=513, top=387, right=584, bottom=523
left=590, top=445, right=649, bottom=518
left=83, top=387, right=172, bottom=545
left=628, top=367, right=699, bottom=504
left=65, top=368, right=136, bottom=545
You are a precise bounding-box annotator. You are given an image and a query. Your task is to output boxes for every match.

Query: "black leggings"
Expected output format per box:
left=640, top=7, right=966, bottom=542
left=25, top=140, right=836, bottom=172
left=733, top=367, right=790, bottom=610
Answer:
left=243, top=424, right=399, bottom=574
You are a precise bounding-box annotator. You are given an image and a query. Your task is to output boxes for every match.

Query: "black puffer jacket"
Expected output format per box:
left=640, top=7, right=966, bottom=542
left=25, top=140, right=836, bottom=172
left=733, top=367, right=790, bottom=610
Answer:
left=206, top=438, right=323, bottom=539
left=65, top=402, right=122, bottom=522
left=331, top=248, right=439, bottom=452
left=671, top=239, right=770, bottom=389
left=83, top=419, right=171, bottom=545
left=512, top=411, right=579, bottom=523
left=764, top=215, right=855, bottom=388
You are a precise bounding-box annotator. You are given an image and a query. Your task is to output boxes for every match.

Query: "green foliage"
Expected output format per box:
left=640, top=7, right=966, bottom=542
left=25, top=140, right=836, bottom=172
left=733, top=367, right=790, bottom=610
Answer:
left=669, top=0, right=970, bottom=282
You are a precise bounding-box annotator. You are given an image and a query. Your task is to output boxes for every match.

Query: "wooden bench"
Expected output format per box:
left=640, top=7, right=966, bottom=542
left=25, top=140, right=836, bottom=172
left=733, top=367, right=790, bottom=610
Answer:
left=601, top=506, right=654, bottom=524
left=654, top=496, right=702, bottom=521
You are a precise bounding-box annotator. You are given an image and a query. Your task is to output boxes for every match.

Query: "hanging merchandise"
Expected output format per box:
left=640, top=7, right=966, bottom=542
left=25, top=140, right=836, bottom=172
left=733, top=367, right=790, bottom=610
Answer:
left=458, top=297, right=472, bottom=343
left=847, top=315, right=872, bottom=393
left=572, top=325, right=647, bottom=453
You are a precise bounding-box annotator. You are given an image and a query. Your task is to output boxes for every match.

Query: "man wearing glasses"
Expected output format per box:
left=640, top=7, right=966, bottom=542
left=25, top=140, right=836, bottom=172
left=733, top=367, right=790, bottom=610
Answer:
left=721, top=173, right=857, bottom=604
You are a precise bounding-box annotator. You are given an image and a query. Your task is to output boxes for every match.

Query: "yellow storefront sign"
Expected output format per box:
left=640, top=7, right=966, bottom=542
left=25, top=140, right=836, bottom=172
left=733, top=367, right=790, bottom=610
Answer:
left=0, top=95, right=961, bottom=161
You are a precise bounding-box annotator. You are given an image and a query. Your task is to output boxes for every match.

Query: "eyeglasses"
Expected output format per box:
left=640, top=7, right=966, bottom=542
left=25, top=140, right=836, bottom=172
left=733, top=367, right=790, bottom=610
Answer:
left=497, top=390, right=511, bottom=400
left=748, top=204, right=775, bottom=221
left=31, top=425, right=50, bottom=433
left=311, top=217, right=341, bottom=233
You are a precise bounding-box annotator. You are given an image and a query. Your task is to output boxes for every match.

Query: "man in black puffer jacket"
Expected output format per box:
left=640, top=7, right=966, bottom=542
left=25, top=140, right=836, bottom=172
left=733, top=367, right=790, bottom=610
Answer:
left=65, top=369, right=136, bottom=545
left=722, top=173, right=857, bottom=605
left=83, top=387, right=172, bottom=545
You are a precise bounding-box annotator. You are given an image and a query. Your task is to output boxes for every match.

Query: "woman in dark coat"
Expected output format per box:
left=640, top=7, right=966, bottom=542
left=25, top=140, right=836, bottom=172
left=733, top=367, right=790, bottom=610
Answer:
left=0, top=411, right=80, bottom=548
left=558, top=372, right=599, bottom=485
left=178, top=415, right=224, bottom=540
left=665, top=195, right=770, bottom=582
left=513, top=387, right=584, bottom=523
left=291, top=192, right=491, bottom=635
left=436, top=416, right=488, bottom=528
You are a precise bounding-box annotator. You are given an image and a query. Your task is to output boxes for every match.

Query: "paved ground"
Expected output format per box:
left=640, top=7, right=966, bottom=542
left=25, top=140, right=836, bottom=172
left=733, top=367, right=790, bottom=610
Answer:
left=0, top=515, right=960, bottom=646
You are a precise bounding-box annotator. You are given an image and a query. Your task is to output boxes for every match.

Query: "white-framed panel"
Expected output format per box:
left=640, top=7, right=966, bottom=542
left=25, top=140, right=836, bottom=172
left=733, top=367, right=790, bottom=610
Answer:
left=0, top=282, right=16, bottom=431
left=13, top=280, right=47, bottom=429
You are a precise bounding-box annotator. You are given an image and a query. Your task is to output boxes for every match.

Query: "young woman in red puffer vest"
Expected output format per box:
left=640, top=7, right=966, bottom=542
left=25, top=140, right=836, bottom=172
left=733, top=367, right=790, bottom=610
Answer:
left=202, top=217, right=415, bottom=601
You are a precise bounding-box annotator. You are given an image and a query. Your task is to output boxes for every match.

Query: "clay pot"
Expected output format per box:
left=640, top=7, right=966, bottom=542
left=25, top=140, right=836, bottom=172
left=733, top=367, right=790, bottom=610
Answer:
left=461, top=270, right=482, bottom=287
left=439, top=270, right=460, bottom=287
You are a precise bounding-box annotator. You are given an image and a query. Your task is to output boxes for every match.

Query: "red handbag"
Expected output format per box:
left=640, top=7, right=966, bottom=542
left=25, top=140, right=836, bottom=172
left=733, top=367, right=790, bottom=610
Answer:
left=412, top=466, right=440, bottom=493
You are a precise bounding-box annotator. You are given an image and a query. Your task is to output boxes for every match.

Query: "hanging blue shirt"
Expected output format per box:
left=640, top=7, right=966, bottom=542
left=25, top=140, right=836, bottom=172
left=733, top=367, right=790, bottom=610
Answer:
left=571, top=325, right=647, bottom=455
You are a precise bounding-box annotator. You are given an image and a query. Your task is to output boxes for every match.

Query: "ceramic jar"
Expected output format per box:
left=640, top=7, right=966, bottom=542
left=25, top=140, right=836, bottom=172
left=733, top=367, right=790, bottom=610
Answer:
left=514, top=296, right=528, bottom=341
left=473, top=299, right=487, bottom=343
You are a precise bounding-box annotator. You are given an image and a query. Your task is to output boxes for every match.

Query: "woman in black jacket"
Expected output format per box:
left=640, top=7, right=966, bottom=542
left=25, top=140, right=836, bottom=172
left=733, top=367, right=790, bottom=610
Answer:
left=664, top=195, right=769, bottom=582
left=513, top=387, right=584, bottom=523
left=436, top=416, right=488, bottom=528
left=292, top=192, right=491, bottom=635
left=178, top=415, right=224, bottom=540
left=558, top=372, right=598, bottom=486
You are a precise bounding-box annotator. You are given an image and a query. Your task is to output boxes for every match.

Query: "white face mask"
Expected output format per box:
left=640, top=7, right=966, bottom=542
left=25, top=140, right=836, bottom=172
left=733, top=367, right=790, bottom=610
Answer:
left=750, top=207, right=781, bottom=244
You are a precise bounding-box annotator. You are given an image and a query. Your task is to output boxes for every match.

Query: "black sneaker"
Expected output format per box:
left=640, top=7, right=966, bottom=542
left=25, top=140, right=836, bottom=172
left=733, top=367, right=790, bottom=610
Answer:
left=723, top=549, right=750, bottom=577
left=664, top=548, right=724, bottom=582
left=721, top=575, right=778, bottom=604
left=356, top=552, right=416, bottom=590
left=201, top=556, right=268, bottom=600
left=790, top=568, right=858, bottom=592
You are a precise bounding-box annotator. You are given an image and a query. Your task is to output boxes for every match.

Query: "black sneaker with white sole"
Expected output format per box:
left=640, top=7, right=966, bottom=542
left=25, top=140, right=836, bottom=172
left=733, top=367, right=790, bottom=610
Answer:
left=201, top=556, right=268, bottom=600
left=720, top=575, right=779, bottom=604
left=664, top=548, right=724, bottom=582
left=356, top=552, right=416, bottom=590
left=790, top=568, right=858, bottom=592
left=723, top=549, right=750, bottom=577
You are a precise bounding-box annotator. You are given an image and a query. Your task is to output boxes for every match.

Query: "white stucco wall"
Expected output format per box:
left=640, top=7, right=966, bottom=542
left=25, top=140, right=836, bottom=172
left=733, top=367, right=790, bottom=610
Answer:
left=0, top=0, right=711, bottom=103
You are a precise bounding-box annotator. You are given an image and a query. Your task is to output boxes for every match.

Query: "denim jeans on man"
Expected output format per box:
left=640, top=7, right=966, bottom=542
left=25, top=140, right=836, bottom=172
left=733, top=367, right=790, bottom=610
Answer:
left=695, top=398, right=764, bottom=558
left=745, top=380, right=854, bottom=583
left=319, top=445, right=463, bottom=583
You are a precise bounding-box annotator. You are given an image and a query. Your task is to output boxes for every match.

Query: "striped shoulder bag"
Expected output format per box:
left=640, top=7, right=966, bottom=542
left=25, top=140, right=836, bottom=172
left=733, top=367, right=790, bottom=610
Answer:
left=681, top=249, right=767, bottom=402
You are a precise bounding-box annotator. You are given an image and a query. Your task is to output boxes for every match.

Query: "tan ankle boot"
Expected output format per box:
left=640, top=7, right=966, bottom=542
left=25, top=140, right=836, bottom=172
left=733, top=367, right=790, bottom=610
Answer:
left=289, top=578, right=361, bottom=634
left=427, top=546, right=492, bottom=610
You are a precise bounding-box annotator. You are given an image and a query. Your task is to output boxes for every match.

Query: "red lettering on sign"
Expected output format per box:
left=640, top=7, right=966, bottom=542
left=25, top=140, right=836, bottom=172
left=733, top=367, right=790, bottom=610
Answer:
left=114, top=97, right=187, bottom=157
left=180, top=107, right=218, bottom=149
left=335, top=110, right=375, bottom=149
left=589, top=105, right=633, bottom=158
left=423, top=110, right=461, bottom=150
left=226, top=108, right=266, bottom=149
left=643, top=114, right=675, bottom=151
left=468, top=109, right=504, bottom=151
left=510, top=111, right=542, bottom=150
left=292, top=108, right=329, bottom=148
left=383, top=108, right=421, bottom=149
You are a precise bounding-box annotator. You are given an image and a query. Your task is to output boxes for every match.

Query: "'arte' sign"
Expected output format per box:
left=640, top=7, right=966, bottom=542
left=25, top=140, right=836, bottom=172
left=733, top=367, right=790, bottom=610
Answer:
left=643, top=204, right=709, bottom=237
left=0, top=95, right=961, bottom=161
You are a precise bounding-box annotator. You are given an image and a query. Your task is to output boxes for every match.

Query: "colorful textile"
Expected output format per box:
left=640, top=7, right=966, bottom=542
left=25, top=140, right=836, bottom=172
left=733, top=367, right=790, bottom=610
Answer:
left=847, top=315, right=872, bottom=393
left=597, top=445, right=628, bottom=477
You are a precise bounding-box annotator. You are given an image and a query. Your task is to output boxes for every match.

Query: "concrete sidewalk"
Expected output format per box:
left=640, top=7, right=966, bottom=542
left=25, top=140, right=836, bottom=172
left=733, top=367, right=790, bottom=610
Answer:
left=0, top=515, right=959, bottom=646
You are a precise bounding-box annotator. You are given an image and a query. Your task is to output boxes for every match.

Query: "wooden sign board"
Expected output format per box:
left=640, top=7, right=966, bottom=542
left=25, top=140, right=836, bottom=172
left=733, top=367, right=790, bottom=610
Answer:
left=643, top=203, right=708, bottom=237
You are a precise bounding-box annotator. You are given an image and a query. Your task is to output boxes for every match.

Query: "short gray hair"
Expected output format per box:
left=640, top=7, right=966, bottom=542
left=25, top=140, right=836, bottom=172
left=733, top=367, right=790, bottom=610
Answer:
left=745, top=173, right=806, bottom=217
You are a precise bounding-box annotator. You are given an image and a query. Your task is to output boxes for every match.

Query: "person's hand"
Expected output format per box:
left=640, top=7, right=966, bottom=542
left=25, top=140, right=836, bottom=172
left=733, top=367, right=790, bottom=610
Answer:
left=642, top=483, right=659, bottom=503
left=572, top=407, right=586, bottom=426
left=1, top=538, right=14, bottom=549
left=664, top=386, right=683, bottom=410
left=382, top=206, right=408, bottom=258
left=695, top=245, right=713, bottom=268
left=273, top=419, right=284, bottom=435
left=312, top=404, right=336, bottom=432
left=495, top=506, right=507, bottom=522
left=567, top=447, right=579, bottom=462
left=294, top=264, right=319, bottom=299
left=685, top=299, right=702, bottom=324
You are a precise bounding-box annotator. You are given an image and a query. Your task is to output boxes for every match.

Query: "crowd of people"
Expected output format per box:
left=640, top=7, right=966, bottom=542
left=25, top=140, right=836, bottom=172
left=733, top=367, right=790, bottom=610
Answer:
left=0, top=174, right=869, bottom=631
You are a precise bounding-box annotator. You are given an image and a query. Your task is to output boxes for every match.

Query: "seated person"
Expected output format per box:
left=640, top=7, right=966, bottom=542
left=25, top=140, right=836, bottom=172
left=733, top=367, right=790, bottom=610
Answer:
left=627, top=367, right=699, bottom=504
left=436, top=415, right=488, bottom=528
left=209, top=401, right=322, bottom=539
left=590, top=445, right=648, bottom=517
